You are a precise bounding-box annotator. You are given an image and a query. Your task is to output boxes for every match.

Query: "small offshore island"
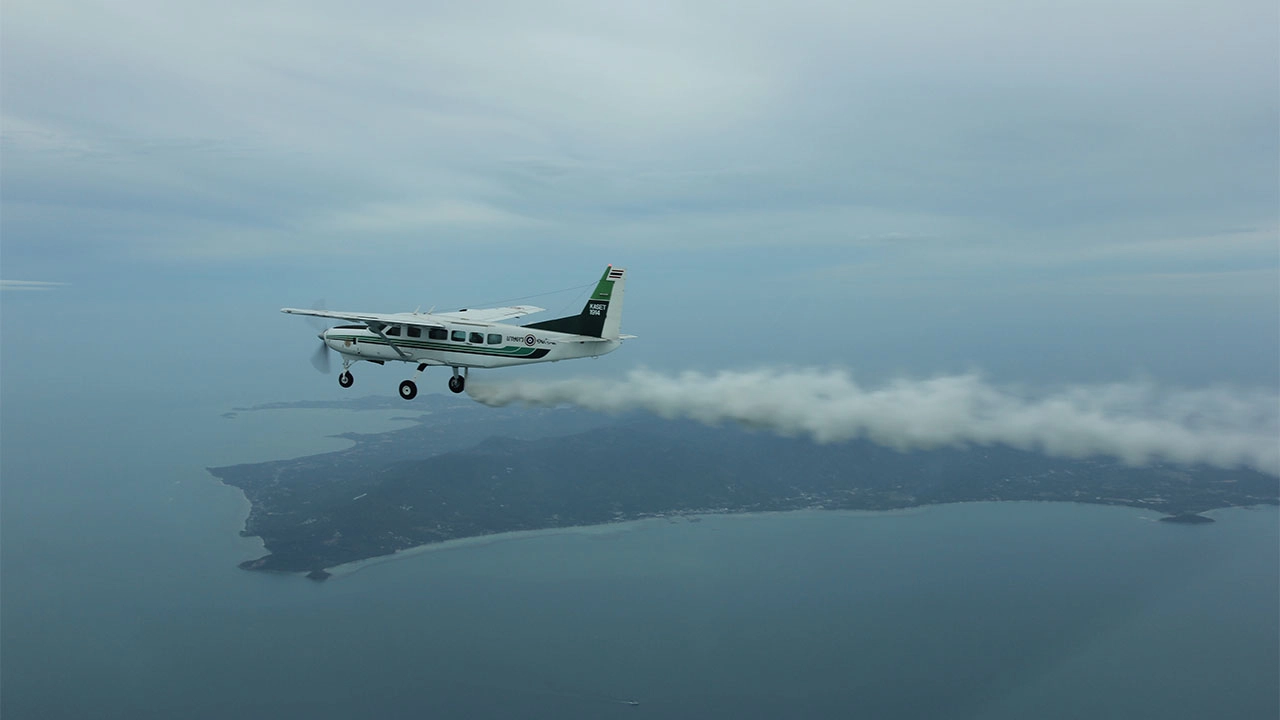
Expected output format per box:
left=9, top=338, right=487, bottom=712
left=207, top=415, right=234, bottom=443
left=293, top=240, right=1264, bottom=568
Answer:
left=209, top=395, right=1278, bottom=579
left=1159, top=512, right=1216, bottom=524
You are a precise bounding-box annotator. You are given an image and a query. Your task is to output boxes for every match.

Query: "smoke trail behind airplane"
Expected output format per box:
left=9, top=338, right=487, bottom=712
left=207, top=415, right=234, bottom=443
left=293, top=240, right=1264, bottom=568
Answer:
left=468, top=369, right=1280, bottom=476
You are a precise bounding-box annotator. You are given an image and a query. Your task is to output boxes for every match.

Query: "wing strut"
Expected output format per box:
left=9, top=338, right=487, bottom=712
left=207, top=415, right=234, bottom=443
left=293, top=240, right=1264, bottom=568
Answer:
left=370, top=326, right=411, bottom=360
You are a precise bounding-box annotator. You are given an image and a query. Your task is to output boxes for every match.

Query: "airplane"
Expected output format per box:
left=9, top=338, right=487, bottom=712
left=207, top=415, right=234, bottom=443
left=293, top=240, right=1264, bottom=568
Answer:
left=282, top=265, right=631, bottom=399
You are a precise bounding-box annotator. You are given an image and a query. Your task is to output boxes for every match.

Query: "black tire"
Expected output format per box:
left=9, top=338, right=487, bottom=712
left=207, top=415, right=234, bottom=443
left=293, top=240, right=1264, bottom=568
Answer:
left=448, top=375, right=465, bottom=394
left=399, top=380, right=418, bottom=400
left=338, top=371, right=354, bottom=388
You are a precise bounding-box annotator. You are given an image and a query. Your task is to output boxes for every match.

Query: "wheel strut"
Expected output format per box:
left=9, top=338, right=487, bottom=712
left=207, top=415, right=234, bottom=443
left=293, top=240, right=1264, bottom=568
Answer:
left=447, top=367, right=467, bottom=394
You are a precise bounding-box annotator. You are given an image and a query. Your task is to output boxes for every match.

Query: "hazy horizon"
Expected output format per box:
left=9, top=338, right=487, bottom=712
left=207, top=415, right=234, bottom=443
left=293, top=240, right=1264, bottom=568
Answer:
left=3, top=0, right=1277, bottom=411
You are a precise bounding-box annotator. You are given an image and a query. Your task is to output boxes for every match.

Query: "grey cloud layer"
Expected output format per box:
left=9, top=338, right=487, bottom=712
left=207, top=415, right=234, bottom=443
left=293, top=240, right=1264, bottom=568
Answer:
left=3, top=0, right=1276, bottom=263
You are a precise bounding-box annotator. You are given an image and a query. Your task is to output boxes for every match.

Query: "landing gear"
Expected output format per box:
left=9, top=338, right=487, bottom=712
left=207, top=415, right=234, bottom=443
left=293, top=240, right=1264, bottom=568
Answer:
left=337, top=359, right=356, bottom=388
left=448, top=367, right=467, bottom=394
left=397, top=363, right=429, bottom=401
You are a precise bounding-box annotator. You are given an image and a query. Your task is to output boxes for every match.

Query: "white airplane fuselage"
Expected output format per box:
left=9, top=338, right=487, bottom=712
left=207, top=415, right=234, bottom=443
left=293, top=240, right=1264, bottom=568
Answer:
left=321, top=320, right=621, bottom=369
left=286, top=264, right=628, bottom=396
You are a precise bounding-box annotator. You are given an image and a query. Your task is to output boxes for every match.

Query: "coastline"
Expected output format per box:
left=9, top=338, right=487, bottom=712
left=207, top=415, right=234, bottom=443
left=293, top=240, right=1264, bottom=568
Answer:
left=207, top=405, right=436, bottom=566
left=315, top=502, right=1273, bottom=579
left=324, top=516, right=664, bottom=578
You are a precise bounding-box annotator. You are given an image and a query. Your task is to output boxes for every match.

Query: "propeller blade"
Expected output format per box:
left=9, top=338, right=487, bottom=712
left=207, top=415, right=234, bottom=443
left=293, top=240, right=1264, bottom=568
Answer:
left=310, top=341, right=332, bottom=374
left=303, top=299, right=331, bottom=333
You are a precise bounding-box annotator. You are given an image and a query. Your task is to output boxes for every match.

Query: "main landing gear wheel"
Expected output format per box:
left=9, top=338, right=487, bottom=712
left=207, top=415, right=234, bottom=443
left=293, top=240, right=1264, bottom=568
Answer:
left=338, top=371, right=354, bottom=388
left=398, top=380, right=418, bottom=400
left=447, top=375, right=466, bottom=394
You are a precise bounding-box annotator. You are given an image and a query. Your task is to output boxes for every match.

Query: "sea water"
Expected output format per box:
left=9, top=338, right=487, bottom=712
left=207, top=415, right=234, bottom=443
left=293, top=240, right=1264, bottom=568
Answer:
left=2, top=397, right=1276, bottom=719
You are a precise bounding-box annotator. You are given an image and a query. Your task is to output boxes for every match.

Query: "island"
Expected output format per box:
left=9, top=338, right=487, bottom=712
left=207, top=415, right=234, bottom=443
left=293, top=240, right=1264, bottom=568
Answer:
left=208, top=395, right=1279, bottom=578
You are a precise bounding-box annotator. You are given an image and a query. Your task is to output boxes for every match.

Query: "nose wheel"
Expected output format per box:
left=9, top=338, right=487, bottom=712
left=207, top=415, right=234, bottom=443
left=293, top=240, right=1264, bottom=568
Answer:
left=338, top=371, right=354, bottom=388
left=398, top=380, right=418, bottom=400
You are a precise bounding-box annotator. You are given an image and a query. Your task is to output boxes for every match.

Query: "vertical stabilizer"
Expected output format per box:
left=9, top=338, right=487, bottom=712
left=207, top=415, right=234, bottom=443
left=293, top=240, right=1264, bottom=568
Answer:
left=599, top=266, right=625, bottom=340
left=526, top=266, right=626, bottom=339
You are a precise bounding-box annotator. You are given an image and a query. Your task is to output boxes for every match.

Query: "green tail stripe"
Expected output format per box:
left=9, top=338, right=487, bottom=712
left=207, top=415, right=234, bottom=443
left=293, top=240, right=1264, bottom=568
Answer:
left=591, top=267, right=614, bottom=301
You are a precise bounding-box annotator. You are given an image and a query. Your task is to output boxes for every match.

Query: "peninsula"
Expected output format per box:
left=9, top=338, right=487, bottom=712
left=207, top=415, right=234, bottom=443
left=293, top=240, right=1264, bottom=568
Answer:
left=208, top=395, right=1279, bottom=578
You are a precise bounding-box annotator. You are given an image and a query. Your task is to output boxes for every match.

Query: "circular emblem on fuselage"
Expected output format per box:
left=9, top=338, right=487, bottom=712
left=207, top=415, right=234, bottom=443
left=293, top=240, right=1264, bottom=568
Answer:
left=524, top=334, right=537, bottom=347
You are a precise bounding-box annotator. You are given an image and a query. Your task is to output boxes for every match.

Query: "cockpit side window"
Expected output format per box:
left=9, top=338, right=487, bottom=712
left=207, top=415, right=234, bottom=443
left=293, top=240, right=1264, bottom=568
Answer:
left=386, top=325, right=401, bottom=337
left=407, top=326, right=421, bottom=338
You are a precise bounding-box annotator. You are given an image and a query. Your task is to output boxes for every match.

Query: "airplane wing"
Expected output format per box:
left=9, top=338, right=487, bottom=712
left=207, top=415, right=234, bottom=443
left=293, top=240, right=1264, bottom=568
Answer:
left=280, top=308, right=444, bottom=329
left=431, top=305, right=545, bottom=323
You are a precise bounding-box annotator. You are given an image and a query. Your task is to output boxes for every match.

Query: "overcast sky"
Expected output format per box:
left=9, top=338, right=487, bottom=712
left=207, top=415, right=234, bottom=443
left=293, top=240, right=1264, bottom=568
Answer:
left=3, top=0, right=1277, bottom=409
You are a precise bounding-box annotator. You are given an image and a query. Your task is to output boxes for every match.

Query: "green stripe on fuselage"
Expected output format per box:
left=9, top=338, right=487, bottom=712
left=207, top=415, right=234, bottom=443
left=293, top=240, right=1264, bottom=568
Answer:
left=326, top=334, right=541, bottom=358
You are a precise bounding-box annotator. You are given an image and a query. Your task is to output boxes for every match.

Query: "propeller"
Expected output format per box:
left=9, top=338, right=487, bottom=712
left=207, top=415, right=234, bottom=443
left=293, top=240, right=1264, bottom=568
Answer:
left=306, top=299, right=334, bottom=374
left=310, top=337, right=332, bottom=374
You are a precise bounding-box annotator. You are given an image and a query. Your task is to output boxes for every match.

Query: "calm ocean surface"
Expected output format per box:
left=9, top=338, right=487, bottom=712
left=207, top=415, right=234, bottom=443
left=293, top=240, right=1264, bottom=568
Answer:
left=3, top=399, right=1277, bottom=719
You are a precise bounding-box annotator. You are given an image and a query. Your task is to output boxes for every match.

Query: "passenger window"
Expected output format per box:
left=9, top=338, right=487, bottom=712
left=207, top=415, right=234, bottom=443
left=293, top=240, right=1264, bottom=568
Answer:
left=487, top=334, right=502, bottom=345
left=429, top=328, right=447, bottom=340
left=386, top=325, right=401, bottom=337
left=407, top=326, right=421, bottom=338
left=451, top=330, right=466, bottom=342
left=469, top=332, right=484, bottom=344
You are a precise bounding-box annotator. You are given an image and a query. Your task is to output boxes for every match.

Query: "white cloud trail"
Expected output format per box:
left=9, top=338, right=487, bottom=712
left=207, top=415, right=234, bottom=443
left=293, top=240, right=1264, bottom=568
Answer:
left=468, top=369, right=1280, bottom=476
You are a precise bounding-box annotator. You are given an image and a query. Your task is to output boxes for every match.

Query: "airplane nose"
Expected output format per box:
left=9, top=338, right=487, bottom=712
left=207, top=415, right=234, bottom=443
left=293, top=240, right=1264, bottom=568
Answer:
left=317, top=332, right=326, bottom=341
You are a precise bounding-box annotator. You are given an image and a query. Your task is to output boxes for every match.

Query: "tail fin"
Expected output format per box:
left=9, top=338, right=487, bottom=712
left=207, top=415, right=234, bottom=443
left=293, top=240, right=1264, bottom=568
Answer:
left=525, top=266, right=626, bottom=339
